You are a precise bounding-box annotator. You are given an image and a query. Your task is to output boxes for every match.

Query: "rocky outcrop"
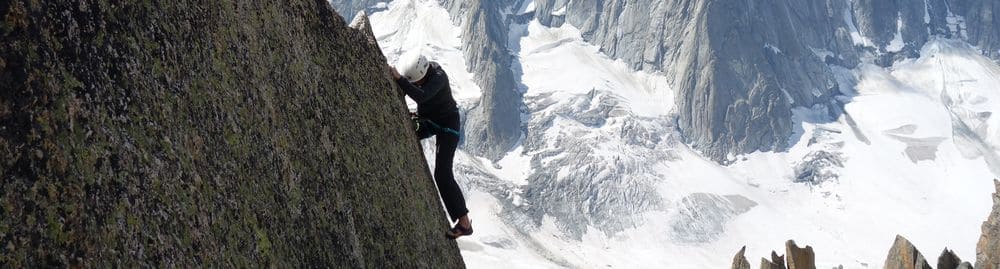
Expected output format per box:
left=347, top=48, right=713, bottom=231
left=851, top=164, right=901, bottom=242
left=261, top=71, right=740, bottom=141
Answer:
left=938, top=248, right=973, bottom=269
left=0, top=0, right=462, bottom=267
left=732, top=246, right=752, bottom=269
left=978, top=179, right=1000, bottom=269
left=884, top=235, right=933, bottom=269
left=785, top=240, right=816, bottom=269
left=850, top=0, right=1000, bottom=66
left=730, top=241, right=814, bottom=269
left=953, top=0, right=1000, bottom=60
left=760, top=251, right=786, bottom=269
left=730, top=181, right=998, bottom=269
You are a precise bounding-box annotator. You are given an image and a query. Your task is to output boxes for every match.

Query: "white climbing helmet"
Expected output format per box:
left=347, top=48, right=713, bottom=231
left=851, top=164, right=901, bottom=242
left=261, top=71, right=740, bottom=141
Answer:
left=398, top=53, right=430, bottom=82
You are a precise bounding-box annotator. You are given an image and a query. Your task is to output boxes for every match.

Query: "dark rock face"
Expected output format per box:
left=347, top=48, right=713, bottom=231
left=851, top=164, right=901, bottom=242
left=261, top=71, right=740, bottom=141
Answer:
left=785, top=240, right=816, bottom=269
left=956, top=0, right=1000, bottom=60
left=938, top=248, right=963, bottom=269
left=852, top=0, right=898, bottom=47
left=884, top=235, right=933, bottom=269
left=978, top=179, right=1000, bottom=269
left=0, top=1, right=462, bottom=267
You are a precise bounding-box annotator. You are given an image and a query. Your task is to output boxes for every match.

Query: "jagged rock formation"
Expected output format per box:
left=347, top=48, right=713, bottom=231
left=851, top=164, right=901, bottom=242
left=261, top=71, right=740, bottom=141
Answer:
left=851, top=0, right=1000, bottom=66
left=730, top=182, right=999, bottom=269
left=785, top=240, right=816, bottom=269
left=0, top=1, right=462, bottom=267
left=958, top=0, right=1000, bottom=60
left=730, top=241, right=815, bottom=269
left=760, top=251, right=786, bottom=269
left=938, top=248, right=973, bottom=269
left=732, top=246, right=752, bottom=269
left=978, top=179, right=1000, bottom=269
left=884, top=235, right=933, bottom=269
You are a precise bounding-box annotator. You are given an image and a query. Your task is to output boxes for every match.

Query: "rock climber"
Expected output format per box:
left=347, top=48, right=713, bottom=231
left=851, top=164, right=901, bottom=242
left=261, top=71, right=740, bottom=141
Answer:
left=389, top=53, right=472, bottom=239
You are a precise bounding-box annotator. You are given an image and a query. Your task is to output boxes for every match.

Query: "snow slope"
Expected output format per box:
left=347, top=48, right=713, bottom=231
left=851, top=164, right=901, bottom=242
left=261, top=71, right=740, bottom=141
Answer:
left=358, top=1, right=1000, bottom=268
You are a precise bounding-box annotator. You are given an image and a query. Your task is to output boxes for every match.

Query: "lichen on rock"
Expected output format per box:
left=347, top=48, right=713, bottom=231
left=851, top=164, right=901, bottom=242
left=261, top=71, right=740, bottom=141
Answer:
left=0, top=0, right=463, bottom=267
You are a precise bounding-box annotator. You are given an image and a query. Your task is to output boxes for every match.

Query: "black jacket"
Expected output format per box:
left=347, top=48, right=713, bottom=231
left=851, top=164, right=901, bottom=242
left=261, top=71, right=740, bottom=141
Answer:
left=396, top=62, right=458, bottom=121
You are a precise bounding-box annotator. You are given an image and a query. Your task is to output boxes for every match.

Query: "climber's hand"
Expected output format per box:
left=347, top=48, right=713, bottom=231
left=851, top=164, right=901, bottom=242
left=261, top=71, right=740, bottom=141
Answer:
left=389, top=65, right=402, bottom=80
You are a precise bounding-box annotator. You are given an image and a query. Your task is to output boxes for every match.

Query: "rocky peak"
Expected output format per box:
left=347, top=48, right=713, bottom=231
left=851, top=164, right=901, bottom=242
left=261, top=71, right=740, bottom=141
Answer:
left=884, top=235, right=933, bottom=269
left=730, top=240, right=816, bottom=269
left=785, top=240, right=816, bottom=269
left=760, top=251, right=786, bottom=269
left=938, top=248, right=973, bottom=269
left=733, top=246, right=752, bottom=269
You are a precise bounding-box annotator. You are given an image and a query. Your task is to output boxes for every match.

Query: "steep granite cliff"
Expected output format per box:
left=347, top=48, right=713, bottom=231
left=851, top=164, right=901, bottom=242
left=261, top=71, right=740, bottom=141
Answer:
left=0, top=1, right=462, bottom=267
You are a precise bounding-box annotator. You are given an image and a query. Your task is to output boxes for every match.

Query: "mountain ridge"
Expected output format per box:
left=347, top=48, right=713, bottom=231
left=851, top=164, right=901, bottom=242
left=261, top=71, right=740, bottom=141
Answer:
left=334, top=0, right=1000, bottom=162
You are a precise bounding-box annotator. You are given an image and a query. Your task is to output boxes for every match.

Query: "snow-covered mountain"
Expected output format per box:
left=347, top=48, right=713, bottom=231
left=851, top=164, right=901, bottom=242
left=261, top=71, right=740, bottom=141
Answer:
left=333, top=1, right=999, bottom=268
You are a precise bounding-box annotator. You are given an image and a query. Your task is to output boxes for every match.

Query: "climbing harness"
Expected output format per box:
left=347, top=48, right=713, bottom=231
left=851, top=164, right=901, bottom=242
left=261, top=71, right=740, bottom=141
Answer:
left=409, top=112, right=461, bottom=138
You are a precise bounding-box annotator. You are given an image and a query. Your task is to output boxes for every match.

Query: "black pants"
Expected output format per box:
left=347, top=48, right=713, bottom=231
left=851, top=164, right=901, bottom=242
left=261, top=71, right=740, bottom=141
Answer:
left=416, top=112, right=468, bottom=222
